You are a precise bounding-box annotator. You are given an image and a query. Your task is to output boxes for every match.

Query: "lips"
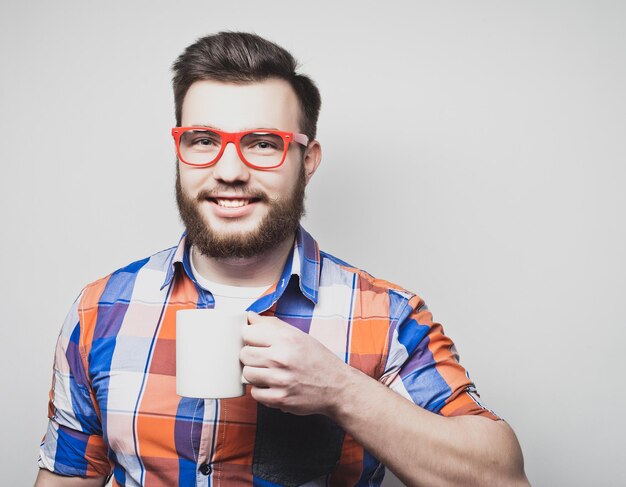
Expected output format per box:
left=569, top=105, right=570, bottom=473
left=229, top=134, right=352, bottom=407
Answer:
left=199, top=193, right=264, bottom=219
left=214, top=198, right=249, bottom=208
left=195, top=187, right=267, bottom=219
left=208, top=196, right=262, bottom=207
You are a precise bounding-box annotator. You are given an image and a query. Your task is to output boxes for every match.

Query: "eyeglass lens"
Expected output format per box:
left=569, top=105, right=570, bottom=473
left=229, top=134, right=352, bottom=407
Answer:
left=179, top=130, right=286, bottom=167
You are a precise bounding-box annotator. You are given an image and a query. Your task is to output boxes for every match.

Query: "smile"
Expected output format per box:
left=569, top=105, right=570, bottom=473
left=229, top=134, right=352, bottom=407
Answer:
left=205, top=195, right=263, bottom=211
left=215, top=199, right=250, bottom=208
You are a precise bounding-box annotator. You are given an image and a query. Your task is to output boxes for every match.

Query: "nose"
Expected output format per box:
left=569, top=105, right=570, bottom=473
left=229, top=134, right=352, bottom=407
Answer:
left=211, top=141, right=251, bottom=184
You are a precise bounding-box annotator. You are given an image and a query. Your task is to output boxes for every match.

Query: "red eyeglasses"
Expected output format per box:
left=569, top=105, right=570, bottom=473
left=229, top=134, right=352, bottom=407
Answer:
left=171, top=127, right=310, bottom=170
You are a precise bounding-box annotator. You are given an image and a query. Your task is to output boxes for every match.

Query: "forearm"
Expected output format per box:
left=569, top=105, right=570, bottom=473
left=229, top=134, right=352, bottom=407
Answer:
left=329, top=367, right=529, bottom=487
left=242, top=314, right=528, bottom=485
left=34, top=469, right=107, bottom=487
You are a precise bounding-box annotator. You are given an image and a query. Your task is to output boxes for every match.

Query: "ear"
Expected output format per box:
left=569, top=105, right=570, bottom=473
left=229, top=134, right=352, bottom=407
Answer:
left=303, top=140, right=322, bottom=184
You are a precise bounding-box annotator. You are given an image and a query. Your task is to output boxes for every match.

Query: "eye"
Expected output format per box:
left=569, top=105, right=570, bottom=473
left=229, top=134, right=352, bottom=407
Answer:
left=242, top=133, right=284, bottom=153
left=254, top=140, right=277, bottom=149
left=193, top=137, right=214, bottom=146
left=182, top=130, right=221, bottom=150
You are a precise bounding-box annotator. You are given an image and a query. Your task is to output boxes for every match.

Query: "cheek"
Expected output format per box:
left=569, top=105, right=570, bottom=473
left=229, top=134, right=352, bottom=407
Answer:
left=268, top=159, right=302, bottom=193
left=179, top=165, right=209, bottom=195
left=284, top=168, right=303, bottom=194
left=262, top=174, right=294, bottom=198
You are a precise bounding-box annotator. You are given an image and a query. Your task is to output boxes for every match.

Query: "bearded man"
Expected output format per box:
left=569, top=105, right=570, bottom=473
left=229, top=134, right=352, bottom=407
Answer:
left=36, top=32, right=528, bottom=487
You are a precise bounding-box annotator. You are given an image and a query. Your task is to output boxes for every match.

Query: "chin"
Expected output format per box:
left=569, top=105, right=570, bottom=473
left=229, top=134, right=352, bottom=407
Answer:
left=204, top=217, right=262, bottom=238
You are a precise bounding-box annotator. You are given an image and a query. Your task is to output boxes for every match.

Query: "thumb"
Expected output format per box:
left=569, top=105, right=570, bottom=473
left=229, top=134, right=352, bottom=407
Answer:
left=247, top=311, right=262, bottom=324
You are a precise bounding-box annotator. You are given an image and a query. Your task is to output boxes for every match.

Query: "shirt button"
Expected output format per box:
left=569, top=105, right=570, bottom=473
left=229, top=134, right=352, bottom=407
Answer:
left=199, top=463, right=212, bottom=475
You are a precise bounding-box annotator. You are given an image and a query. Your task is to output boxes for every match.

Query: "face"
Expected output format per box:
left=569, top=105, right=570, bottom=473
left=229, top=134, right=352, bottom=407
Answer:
left=176, top=79, right=321, bottom=259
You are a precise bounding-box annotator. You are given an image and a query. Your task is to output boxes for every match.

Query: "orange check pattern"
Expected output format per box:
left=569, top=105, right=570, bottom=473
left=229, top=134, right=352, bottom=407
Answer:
left=39, top=227, right=498, bottom=486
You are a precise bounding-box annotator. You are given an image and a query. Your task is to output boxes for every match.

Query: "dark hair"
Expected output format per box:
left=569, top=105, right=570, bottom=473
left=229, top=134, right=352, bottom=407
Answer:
left=172, top=32, right=321, bottom=139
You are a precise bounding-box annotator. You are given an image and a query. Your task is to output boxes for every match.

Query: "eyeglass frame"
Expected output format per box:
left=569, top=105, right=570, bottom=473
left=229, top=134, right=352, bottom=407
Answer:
left=171, top=126, right=310, bottom=170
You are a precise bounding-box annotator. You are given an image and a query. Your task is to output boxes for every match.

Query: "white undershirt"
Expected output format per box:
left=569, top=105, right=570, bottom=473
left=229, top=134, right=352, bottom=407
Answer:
left=189, top=247, right=271, bottom=311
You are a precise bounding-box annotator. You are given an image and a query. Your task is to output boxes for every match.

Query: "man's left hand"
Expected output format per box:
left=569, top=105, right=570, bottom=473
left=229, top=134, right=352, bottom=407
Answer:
left=240, top=311, right=353, bottom=416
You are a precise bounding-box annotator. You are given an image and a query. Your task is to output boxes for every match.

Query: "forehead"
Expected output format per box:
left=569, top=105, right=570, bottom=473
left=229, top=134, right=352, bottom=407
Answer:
left=181, top=78, right=301, bottom=131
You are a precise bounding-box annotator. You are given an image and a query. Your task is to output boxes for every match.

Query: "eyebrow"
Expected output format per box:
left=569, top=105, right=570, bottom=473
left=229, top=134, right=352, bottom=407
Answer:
left=189, top=124, right=281, bottom=132
left=191, top=124, right=221, bottom=130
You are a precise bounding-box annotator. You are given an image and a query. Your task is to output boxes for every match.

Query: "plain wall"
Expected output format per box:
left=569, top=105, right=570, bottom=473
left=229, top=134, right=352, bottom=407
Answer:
left=1, top=1, right=624, bottom=486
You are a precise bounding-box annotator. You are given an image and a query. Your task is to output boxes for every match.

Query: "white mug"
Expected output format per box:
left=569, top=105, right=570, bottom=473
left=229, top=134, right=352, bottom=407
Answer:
left=176, top=309, right=249, bottom=399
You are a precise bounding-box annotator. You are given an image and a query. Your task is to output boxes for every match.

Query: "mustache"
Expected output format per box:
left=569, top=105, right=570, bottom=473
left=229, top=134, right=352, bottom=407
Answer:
left=196, top=184, right=269, bottom=202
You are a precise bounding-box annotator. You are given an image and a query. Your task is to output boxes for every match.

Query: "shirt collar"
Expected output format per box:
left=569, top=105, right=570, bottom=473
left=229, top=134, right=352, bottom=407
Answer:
left=160, top=226, right=321, bottom=304
left=293, top=226, right=320, bottom=302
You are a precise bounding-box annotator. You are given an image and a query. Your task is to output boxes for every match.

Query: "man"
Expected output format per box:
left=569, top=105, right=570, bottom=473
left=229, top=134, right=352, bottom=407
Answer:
left=36, top=32, right=528, bottom=486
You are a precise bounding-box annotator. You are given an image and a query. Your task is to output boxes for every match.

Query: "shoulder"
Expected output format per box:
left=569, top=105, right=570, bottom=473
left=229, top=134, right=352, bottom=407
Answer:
left=318, top=249, right=425, bottom=314
left=70, top=245, right=178, bottom=353
left=79, top=245, right=178, bottom=311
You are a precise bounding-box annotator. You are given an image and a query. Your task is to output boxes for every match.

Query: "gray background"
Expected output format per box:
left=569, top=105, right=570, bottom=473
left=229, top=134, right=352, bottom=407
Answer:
left=1, top=1, right=624, bottom=486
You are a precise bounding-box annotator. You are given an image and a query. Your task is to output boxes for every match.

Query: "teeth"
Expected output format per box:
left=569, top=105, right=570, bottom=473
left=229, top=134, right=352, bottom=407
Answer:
left=216, top=199, right=248, bottom=208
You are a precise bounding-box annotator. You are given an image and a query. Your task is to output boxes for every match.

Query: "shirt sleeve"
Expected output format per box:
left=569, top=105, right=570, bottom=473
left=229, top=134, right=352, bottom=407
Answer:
left=381, top=294, right=500, bottom=421
left=38, top=291, right=112, bottom=477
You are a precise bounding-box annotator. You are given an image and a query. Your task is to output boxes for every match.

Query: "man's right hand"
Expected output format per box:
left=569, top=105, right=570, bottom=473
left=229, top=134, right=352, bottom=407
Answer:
left=34, top=469, right=107, bottom=487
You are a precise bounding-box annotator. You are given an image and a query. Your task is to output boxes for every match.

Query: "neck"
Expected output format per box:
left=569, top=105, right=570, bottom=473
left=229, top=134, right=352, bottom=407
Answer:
left=190, top=234, right=295, bottom=287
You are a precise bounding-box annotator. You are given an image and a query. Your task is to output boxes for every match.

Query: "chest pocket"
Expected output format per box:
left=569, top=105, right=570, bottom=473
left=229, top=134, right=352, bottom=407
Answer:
left=253, top=404, right=345, bottom=486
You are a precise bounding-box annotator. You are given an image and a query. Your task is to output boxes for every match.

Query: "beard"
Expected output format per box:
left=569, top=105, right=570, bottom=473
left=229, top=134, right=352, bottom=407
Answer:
left=175, top=164, right=306, bottom=259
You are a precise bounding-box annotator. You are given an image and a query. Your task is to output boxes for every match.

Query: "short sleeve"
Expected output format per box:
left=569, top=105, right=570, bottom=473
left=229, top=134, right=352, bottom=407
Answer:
left=38, top=292, right=112, bottom=477
left=381, top=294, right=500, bottom=421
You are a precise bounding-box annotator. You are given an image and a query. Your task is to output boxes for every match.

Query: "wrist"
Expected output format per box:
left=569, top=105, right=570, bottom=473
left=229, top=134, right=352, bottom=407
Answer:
left=324, top=364, right=371, bottom=424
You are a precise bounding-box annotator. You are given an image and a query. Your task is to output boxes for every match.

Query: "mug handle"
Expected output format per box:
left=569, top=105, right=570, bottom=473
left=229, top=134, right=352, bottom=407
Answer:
left=241, top=321, right=251, bottom=385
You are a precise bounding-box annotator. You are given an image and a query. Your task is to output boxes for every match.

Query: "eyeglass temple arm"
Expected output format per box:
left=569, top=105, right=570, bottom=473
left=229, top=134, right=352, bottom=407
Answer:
left=294, top=133, right=310, bottom=146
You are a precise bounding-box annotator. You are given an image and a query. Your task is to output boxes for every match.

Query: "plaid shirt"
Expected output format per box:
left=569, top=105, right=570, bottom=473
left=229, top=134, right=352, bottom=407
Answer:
left=39, top=226, right=498, bottom=486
